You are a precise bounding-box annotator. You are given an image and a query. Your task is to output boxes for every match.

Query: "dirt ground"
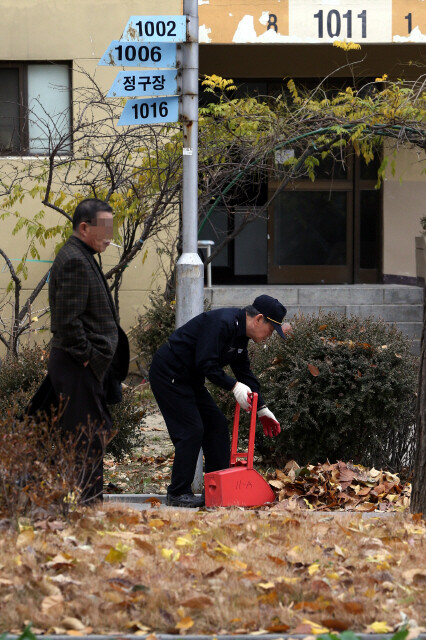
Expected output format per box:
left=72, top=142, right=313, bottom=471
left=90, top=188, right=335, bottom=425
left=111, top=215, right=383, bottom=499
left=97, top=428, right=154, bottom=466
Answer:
left=104, top=404, right=174, bottom=495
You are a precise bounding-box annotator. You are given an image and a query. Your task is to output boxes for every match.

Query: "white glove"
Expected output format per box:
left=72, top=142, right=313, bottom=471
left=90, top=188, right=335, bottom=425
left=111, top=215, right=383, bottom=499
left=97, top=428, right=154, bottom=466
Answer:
left=232, top=382, right=252, bottom=411
left=257, top=407, right=281, bottom=437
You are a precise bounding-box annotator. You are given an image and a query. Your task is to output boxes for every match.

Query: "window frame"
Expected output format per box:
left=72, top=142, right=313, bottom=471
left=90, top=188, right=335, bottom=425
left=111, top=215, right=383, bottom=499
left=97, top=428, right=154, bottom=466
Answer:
left=0, top=60, right=72, bottom=156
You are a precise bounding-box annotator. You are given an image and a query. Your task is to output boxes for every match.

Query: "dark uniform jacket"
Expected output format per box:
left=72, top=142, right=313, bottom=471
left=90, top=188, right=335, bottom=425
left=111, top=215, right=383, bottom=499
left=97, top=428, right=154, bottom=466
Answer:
left=168, top=307, right=266, bottom=407
left=49, top=235, right=128, bottom=383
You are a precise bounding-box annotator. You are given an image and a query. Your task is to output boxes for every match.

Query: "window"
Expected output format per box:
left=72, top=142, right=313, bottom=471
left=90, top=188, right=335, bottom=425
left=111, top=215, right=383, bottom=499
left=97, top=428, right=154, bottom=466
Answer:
left=0, top=62, right=71, bottom=155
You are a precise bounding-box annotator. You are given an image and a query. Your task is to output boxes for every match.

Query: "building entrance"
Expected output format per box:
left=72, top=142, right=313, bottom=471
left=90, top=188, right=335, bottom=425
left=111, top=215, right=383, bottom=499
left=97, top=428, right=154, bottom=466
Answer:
left=268, top=153, right=382, bottom=284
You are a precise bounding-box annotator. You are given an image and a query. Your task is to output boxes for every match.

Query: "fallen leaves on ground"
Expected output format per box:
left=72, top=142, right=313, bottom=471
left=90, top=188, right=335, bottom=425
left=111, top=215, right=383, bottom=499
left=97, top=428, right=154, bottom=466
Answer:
left=268, top=460, right=411, bottom=512
left=104, top=452, right=174, bottom=494
left=0, top=504, right=424, bottom=635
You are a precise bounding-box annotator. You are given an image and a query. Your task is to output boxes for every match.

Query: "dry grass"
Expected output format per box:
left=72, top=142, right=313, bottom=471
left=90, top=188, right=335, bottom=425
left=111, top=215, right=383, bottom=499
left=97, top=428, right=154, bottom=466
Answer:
left=0, top=503, right=425, bottom=635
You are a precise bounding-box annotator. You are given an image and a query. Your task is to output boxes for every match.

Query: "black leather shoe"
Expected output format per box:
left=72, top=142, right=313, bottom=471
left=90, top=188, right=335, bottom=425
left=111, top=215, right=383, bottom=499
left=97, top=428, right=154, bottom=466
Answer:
left=166, top=492, right=205, bottom=508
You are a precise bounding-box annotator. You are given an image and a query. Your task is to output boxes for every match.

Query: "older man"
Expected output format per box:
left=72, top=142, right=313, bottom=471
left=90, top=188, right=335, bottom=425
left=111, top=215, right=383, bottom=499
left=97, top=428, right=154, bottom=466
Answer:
left=149, top=294, right=291, bottom=507
left=47, top=198, right=129, bottom=503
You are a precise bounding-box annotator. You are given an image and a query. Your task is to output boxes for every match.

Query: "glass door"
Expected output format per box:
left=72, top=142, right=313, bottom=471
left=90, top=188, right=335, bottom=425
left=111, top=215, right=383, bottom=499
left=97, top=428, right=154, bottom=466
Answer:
left=268, top=154, right=381, bottom=284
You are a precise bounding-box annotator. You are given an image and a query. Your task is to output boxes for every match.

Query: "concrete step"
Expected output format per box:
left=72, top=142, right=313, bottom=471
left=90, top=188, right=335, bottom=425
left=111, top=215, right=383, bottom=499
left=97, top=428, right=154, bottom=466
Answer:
left=205, top=284, right=424, bottom=354
left=205, top=284, right=424, bottom=307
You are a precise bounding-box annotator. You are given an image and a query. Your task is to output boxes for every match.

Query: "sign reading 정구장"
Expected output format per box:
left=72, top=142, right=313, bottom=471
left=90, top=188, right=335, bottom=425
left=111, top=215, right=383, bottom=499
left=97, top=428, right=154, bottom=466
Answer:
left=98, top=41, right=177, bottom=68
left=107, top=70, right=178, bottom=98
left=122, top=15, right=187, bottom=43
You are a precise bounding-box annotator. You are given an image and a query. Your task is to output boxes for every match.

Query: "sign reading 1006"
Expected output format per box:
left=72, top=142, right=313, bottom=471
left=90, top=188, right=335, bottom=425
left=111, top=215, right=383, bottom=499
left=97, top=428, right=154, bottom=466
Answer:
left=99, top=41, right=177, bottom=68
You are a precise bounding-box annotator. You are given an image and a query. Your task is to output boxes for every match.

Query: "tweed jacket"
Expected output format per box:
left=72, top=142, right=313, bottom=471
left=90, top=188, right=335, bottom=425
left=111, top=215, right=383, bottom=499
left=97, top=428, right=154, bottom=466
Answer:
left=49, top=235, right=125, bottom=382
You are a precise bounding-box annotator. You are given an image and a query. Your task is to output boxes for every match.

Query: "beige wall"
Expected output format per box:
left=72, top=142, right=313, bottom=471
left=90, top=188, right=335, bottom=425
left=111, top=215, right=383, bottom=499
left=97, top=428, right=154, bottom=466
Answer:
left=383, top=143, right=426, bottom=279
left=0, top=0, right=181, bottom=61
left=1, top=0, right=425, bottom=356
left=0, top=0, right=180, bottom=350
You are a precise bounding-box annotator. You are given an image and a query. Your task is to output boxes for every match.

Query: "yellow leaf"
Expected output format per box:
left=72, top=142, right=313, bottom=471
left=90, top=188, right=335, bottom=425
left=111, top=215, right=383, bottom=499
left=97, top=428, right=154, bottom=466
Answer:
left=176, top=616, right=194, bottom=631
left=277, top=575, right=300, bottom=584
left=104, top=543, right=130, bottom=563
left=257, top=582, right=275, bottom=589
left=308, top=562, right=320, bottom=576
left=231, top=559, right=247, bottom=570
left=175, top=534, right=194, bottom=547
left=161, top=548, right=180, bottom=561
left=149, top=518, right=165, bottom=528
left=302, top=619, right=330, bottom=634
left=214, top=540, right=237, bottom=556
left=326, top=572, right=340, bottom=580
left=31, top=316, right=39, bottom=322
left=367, top=622, right=392, bottom=633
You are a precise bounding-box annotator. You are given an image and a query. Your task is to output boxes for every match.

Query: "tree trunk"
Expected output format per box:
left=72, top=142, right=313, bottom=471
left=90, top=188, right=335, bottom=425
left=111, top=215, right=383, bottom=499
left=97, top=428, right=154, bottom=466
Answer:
left=411, top=285, right=426, bottom=516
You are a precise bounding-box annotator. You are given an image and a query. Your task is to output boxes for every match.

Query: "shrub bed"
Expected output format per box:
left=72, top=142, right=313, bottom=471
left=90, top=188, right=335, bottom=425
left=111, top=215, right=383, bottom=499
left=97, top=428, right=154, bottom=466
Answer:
left=211, top=312, right=417, bottom=473
left=0, top=345, right=143, bottom=461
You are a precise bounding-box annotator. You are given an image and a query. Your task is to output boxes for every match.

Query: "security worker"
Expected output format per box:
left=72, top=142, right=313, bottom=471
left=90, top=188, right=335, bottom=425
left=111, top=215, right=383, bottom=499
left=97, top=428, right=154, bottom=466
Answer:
left=149, top=294, right=291, bottom=507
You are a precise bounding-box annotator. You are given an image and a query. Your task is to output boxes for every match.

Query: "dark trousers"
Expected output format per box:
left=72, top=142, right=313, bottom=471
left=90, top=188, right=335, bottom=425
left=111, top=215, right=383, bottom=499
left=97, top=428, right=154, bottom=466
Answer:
left=48, top=347, right=111, bottom=504
left=149, top=344, right=230, bottom=496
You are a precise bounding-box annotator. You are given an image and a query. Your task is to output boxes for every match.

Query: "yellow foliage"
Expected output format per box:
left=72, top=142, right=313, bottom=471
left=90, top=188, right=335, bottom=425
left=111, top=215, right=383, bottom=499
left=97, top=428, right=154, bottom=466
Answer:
left=333, top=40, right=361, bottom=50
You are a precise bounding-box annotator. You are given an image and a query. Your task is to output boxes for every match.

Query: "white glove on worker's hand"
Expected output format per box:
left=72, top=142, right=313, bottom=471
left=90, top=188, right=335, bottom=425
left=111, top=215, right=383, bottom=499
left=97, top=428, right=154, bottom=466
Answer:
left=257, top=407, right=281, bottom=437
left=232, top=382, right=252, bottom=412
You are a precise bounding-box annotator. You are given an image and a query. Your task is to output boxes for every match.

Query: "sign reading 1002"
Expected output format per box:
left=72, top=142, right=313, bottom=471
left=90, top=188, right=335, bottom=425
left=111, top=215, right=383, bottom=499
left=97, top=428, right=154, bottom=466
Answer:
left=122, top=15, right=187, bottom=42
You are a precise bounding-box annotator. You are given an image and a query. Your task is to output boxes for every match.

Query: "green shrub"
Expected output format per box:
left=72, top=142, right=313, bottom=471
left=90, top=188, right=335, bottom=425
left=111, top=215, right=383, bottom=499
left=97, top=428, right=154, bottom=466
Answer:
left=0, top=345, right=47, bottom=416
left=212, top=312, right=417, bottom=472
left=134, top=292, right=176, bottom=369
left=108, top=387, right=145, bottom=460
left=0, top=345, right=144, bottom=462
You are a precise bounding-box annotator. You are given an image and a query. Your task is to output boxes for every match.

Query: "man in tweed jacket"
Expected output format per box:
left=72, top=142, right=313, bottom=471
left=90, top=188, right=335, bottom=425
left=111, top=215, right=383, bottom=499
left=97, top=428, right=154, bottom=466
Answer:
left=48, top=198, right=129, bottom=503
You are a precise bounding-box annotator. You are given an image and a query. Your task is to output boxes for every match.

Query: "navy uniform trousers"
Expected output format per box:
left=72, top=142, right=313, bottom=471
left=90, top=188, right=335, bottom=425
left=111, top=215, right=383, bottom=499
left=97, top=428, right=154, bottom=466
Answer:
left=149, top=344, right=230, bottom=496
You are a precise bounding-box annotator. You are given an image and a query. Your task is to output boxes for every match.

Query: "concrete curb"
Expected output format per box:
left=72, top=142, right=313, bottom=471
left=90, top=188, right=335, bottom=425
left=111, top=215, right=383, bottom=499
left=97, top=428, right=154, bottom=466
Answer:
left=103, top=493, right=398, bottom=516
left=4, top=634, right=426, bottom=640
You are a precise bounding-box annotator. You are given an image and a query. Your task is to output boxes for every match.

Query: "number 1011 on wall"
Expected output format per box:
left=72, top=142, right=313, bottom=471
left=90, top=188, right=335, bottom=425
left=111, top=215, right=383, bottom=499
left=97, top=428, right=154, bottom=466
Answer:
left=117, top=96, right=179, bottom=125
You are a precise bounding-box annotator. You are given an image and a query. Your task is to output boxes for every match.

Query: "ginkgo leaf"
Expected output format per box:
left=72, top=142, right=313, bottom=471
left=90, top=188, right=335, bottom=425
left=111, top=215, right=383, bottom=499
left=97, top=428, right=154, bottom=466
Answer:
left=161, top=548, right=180, bottom=561
left=214, top=540, right=237, bottom=555
left=148, top=518, right=165, bottom=528
left=308, top=562, right=320, bottom=575
left=175, top=534, right=194, bottom=546
left=367, top=621, right=393, bottom=633
left=257, top=581, right=275, bottom=589
left=105, top=543, right=130, bottom=563
left=175, top=616, right=194, bottom=630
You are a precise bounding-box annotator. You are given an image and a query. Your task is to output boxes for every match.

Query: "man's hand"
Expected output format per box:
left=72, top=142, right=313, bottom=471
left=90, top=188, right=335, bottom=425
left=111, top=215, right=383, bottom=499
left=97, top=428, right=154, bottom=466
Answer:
left=232, top=382, right=252, bottom=412
left=83, top=360, right=89, bottom=367
left=257, top=407, right=281, bottom=437
left=282, top=322, right=293, bottom=337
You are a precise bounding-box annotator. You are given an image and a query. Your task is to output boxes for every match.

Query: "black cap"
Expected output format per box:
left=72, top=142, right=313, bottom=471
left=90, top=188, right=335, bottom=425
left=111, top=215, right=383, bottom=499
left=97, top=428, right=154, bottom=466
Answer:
left=253, top=295, right=287, bottom=339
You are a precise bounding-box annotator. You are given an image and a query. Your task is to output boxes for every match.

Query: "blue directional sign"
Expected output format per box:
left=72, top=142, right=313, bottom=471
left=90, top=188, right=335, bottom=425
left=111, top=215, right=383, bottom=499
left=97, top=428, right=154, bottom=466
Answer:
left=117, top=97, right=179, bottom=125
left=107, top=70, right=178, bottom=98
left=98, top=41, right=177, bottom=68
left=122, top=15, right=186, bottom=42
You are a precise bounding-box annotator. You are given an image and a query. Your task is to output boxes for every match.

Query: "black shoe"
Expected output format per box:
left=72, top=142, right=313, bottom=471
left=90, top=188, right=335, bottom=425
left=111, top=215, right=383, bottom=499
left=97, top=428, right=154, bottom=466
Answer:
left=166, top=492, right=205, bottom=508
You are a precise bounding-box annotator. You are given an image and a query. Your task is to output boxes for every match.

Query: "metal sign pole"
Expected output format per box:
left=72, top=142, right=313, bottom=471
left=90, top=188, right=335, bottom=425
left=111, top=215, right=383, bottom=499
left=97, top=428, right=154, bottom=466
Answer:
left=176, top=0, right=204, bottom=492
